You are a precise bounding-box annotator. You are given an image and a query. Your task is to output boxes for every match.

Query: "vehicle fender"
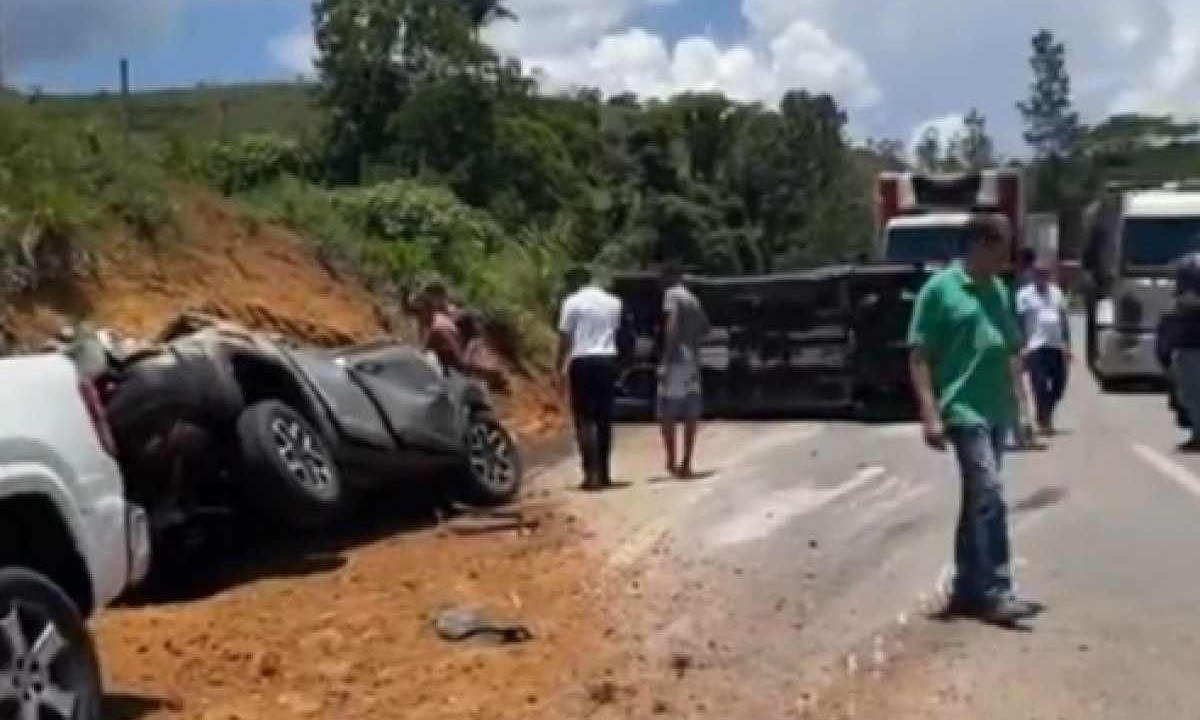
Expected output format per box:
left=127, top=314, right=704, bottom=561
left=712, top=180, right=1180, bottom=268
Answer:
left=458, top=379, right=493, bottom=414
left=228, top=349, right=340, bottom=445
left=0, top=456, right=98, bottom=607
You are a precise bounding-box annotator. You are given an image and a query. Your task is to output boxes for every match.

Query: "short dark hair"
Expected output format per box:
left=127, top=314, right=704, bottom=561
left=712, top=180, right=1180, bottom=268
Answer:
left=422, top=280, right=448, bottom=299
left=564, top=264, right=591, bottom=289
left=965, top=213, right=1011, bottom=248
left=660, top=258, right=685, bottom=281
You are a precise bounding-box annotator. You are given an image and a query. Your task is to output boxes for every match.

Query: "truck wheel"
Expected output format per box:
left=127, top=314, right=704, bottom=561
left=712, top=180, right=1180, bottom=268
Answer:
left=237, top=400, right=344, bottom=529
left=0, top=568, right=102, bottom=720
left=459, top=412, right=522, bottom=506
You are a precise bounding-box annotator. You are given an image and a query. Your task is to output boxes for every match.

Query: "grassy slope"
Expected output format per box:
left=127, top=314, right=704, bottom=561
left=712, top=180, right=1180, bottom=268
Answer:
left=14, top=82, right=320, bottom=144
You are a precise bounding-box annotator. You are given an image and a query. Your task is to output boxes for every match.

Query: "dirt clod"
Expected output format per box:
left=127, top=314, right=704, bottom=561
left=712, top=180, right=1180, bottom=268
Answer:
left=588, top=681, right=619, bottom=705
left=670, top=652, right=694, bottom=679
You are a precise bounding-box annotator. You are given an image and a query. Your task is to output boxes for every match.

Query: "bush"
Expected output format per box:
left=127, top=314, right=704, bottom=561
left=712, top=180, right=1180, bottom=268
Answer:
left=205, top=133, right=313, bottom=195
left=0, top=104, right=178, bottom=292
left=242, top=175, right=570, bottom=355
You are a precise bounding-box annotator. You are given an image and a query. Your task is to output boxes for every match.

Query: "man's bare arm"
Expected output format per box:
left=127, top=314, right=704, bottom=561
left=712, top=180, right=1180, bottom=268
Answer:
left=556, top=333, right=572, bottom=380
left=909, top=347, right=946, bottom=451
left=1010, top=354, right=1033, bottom=424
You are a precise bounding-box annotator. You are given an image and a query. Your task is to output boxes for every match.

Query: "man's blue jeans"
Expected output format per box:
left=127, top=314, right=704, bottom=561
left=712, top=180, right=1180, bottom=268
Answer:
left=948, top=424, right=1013, bottom=606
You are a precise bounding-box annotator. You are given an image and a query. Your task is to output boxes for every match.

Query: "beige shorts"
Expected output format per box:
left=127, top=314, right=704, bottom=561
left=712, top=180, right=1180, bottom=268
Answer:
left=658, top=361, right=702, bottom=422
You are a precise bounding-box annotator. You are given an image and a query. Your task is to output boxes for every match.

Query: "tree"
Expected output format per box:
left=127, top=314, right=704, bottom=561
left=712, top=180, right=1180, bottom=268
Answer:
left=1017, top=29, right=1082, bottom=159
left=915, top=127, right=941, bottom=173
left=458, top=0, right=515, bottom=28
left=958, top=108, right=996, bottom=169
left=312, top=0, right=482, bottom=180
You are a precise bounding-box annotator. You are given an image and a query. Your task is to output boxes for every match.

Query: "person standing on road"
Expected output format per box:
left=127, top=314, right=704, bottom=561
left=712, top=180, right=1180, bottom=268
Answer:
left=1157, top=252, right=1200, bottom=451
left=658, top=261, right=710, bottom=479
left=558, top=266, right=623, bottom=490
left=908, top=213, right=1040, bottom=625
left=1017, top=261, right=1073, bottom=435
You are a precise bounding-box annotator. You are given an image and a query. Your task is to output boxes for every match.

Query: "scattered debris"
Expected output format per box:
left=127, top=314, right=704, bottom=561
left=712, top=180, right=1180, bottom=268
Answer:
left=433, top=606, right=534, bottom=645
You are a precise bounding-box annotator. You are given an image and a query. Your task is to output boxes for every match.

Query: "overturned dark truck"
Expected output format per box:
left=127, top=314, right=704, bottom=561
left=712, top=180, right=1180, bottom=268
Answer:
left=612, top=265, right=929, bottom=419
left=612, top=169, right=1029, bottom=420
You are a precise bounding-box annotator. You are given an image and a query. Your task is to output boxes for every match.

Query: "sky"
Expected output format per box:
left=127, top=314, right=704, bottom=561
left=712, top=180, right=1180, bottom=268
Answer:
left=4, top=0, right=1200, bottom=155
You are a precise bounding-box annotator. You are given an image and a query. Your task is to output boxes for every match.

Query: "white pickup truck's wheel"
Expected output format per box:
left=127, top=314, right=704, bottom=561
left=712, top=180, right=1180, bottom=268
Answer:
left=0, top=568, right=101, bottom=720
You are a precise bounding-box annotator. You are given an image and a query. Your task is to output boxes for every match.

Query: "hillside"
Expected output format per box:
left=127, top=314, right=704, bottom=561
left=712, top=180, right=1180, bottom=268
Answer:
left=0, top=187, right=563, bottom=441
left=19, top=82, right=320, bottom=144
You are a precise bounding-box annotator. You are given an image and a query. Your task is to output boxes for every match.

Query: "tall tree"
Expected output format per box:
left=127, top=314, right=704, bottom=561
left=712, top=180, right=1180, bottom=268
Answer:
left=915, top=127, right=941, bottom=173
left=958, top=108, right=996, bottom=169
left=458, top=0, right=515, bottom=28
left=312, top=0, right=481, bottom=180
left=1017, top=29, right=1082, bottom=159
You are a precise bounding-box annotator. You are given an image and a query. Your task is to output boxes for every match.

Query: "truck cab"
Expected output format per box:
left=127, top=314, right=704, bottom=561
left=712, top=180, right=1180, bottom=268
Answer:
left=1085, top=186, right=1200, bottom=385
left=880, top=212, right=974, bottom=264
left=876, top=170, right=1025, bottom=266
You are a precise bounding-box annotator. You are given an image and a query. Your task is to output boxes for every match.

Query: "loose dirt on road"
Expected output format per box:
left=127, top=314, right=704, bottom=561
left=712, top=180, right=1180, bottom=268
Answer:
left=95, top=499, right=638, bottom=720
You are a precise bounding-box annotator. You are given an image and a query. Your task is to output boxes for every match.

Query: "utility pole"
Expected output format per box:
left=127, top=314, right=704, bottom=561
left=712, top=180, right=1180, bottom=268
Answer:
left=0, top=0, right=8, bottom=91
left=120, top=57, right=131, bottom=144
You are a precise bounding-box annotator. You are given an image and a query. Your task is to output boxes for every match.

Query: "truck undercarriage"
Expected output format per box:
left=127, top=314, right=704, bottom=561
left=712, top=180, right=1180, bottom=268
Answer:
left=612, top=264, right=929, bottom=420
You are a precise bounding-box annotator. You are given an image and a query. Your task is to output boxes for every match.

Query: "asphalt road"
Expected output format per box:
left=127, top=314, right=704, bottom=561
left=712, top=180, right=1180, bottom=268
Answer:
left=558, top=335, right=1200, bottom=719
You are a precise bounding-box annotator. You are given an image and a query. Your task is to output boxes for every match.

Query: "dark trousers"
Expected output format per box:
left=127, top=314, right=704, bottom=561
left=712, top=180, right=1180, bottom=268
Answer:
left=1027, top=346, right=1068, bottom=426
left=568, top=356, right=617, bottom=483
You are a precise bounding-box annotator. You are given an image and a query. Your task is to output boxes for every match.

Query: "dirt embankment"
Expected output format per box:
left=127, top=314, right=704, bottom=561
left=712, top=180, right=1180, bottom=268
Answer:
left=0, top=187, right=563, bottom=442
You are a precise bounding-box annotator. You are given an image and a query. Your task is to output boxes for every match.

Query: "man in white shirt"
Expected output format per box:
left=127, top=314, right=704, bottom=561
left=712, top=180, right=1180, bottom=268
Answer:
left=557, top=266, right=623, bottom=489
left=1016, top=261, right=1072, bottom=435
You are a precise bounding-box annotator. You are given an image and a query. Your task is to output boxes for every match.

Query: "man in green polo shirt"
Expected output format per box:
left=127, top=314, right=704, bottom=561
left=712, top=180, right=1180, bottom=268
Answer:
left=908, top=213, right=1040, bottom=626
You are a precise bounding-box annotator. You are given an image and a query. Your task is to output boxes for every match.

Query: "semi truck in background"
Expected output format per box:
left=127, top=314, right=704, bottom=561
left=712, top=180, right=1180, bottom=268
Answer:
left=875, top=169, right=1025, bottom=265
left=1084, top=182, right=1200, bottom=388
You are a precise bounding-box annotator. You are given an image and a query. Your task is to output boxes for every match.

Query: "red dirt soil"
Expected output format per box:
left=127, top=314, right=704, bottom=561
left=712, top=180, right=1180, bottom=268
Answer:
left=94, top=503, right=628, bottom=720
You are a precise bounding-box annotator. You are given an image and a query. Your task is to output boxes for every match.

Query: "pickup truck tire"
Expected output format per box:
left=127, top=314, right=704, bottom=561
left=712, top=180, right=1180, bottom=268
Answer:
left=459, top=411, right=522, bottom=506
left=237, top=400, right=344, bottom=529
left=0, top=568, right=102, bottom=720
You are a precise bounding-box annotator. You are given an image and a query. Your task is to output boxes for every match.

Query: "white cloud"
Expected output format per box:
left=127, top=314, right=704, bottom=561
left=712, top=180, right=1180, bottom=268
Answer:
left=493, top=0, right=880, bottom=110
left=1111, top=0, right=1200, bottom=115
left=268, top=24, right=318, bottom=77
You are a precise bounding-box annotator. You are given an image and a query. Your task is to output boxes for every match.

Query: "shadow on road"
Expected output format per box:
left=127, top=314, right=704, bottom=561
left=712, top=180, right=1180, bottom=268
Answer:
left=1013, top=486, right=1068, bottom=513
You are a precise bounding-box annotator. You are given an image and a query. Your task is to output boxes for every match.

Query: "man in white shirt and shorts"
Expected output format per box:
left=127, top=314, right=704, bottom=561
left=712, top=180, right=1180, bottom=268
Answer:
left=658, top=261, right=710, bottom=478
left=558, top=266, right=623, bottom=489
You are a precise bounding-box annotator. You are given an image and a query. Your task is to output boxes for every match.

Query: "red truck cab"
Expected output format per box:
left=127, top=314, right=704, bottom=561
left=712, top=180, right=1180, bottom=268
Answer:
left=875, top=170, right=1025, bottom=266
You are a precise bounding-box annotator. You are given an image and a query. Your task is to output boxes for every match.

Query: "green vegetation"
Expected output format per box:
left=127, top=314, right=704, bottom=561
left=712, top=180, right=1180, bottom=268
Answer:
left=4, top=4, right=1200, bottom=347
left=0, top=102, right=173, bottom=292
